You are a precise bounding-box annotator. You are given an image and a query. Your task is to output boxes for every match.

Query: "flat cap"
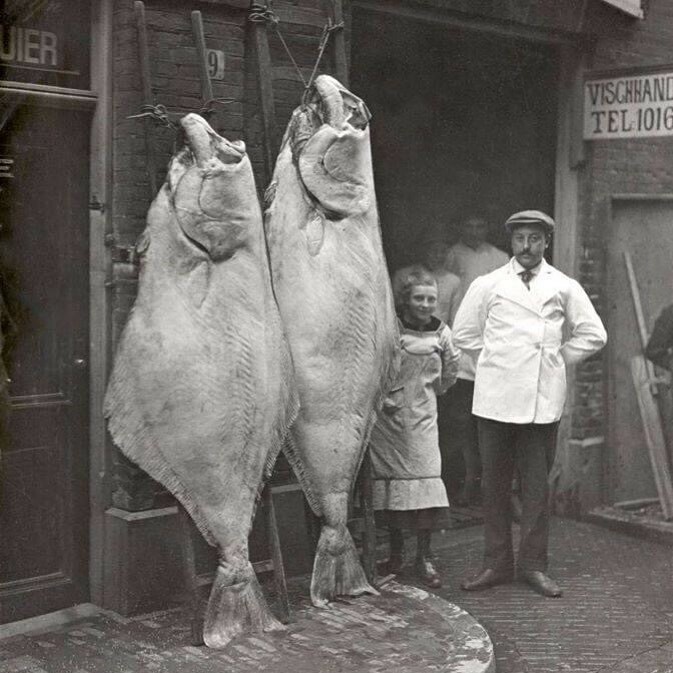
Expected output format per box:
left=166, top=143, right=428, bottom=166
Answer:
left=504, top=210, right=555, bottom=234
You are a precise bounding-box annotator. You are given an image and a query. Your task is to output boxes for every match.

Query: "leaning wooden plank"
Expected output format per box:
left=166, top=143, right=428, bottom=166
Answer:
left=191, top=11, right=215, bottom=104
left=624, top=251, right=660, bottom=394
left=134, top=1, right=157, bottom=196
left=631, top=354, right=673, bottom=520
left=624, top=251, right=650, bottom=350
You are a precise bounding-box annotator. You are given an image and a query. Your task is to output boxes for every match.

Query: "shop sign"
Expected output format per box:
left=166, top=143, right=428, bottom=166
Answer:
left=600, top=0, right=643, bottom=19
left=584, top=71, right=673, bottom=140
left=0, top=1, right=90, bottom=90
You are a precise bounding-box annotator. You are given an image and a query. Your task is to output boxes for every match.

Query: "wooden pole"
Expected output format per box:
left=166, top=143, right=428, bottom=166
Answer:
left=264, top=485, right=291, bottom=623
left=191, top=11, right=215, bottom=104
left=133, top=1, right=158, bottom=196
left=359, top=450, right=377, bottom=584
left=178, top=505, right=205, bottom=645
left=323, top=0, right=348, bottom=86
left=250, top=1, right=279, bottom=181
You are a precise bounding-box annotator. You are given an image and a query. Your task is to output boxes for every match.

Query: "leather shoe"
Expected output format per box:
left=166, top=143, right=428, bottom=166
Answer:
left=415, top=558, right=442, bottom=589
left=461, top=568, right=513, bottom=591
left=519, top=570, right=563, bottom=597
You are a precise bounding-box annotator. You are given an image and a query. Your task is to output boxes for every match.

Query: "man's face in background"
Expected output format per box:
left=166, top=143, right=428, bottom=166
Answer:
left=461, top=217, right=488, bottom=249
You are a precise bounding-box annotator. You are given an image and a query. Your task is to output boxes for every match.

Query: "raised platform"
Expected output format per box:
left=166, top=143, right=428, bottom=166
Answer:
left=0, top=579, right=495, bottom=673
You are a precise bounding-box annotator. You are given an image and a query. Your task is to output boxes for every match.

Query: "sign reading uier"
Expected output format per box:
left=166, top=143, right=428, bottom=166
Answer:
left=584, top=71, right=673, bottom=140
left=1, top=25, right=58, bottom=67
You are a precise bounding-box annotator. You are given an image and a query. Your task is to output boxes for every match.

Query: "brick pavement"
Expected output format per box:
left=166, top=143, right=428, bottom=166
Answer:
left=410, top=517, right=673, bottom=673
left=2, top=517, right=672, bottom=673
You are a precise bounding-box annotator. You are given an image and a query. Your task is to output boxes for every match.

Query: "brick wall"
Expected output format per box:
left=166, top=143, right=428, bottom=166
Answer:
left=571, top=0, right=673, bottom=502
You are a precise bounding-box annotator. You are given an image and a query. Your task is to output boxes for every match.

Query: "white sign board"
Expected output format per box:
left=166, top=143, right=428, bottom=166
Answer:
left=584, top=72, right=673, bottom=140
left=206, top=49, right=225, bottom=81
left=600, top=0, right=643, bottom=19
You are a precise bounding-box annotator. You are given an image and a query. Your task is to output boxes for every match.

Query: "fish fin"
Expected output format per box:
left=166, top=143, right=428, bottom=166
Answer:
left=310, top=524, right=378, bottom=607
left=104, top=341, right=218, bottom=547
left=298, top=126, right=371, bottom=218
left=263, top=180, right=277, bottom=211
left=281, top=428, right=323, bottom=517
left=135, top=228, right=150, bottom=258
left=304, top=210, right=325, bottom=256
left=203, top=563, right=285, bottom=649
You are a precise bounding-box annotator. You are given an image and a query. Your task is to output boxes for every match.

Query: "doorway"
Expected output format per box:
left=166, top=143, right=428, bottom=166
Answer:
left=606, top=198, right=673, bottom=504
left=350, top=8, right=559, bottom=272
left=0, top=103, right=91, bottom=623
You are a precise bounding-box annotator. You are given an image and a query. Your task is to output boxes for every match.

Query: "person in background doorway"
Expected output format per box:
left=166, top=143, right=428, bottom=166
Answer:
left=452, top=210, right=607, bottom=598
left=646, top=304, right=673, bottom=370
left=369, top=266, right=460, bottom=588
left=443, top=213, right=509, bottom=505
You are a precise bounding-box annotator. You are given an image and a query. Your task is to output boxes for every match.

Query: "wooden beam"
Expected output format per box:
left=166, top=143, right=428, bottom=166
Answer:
left=265, top=485, right=291, bottom=623
left=358, top=451, right=377, bottom=584
left=323, top=0, right=348, bottom=85
left=192, top=10, right=213, bottom=104
left=631, top=355, right=673, bottom=520
left=191, top=11, right=215, bottom=104
left=250, top=2, right=279, bottom=181
left=134, top=1, right=158, bottom=196
left=624, top=251, right=659, bottom=390
left=89, top=0, right=114, bottom=610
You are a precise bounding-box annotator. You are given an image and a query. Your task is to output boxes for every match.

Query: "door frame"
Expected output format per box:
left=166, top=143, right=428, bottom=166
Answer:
left=88, top=0, right=114, bottom=608
left=604, top=193, right=673, bottom=505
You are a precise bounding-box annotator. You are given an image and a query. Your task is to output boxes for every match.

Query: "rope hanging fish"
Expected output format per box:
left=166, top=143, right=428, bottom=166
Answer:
left=248, top=0, right=344, bottom=98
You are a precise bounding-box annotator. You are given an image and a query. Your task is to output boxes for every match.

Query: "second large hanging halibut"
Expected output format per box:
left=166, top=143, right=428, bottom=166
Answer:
left=264, top=75, right=399, bottom=606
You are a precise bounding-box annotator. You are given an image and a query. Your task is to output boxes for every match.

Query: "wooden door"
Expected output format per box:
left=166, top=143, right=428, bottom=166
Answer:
left=0, top=104, right=90, bottom=623
left=606, top=198, right=673, bottom=504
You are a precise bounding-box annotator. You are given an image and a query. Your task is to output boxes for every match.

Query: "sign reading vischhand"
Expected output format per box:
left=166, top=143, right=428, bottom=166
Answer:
left=584, top=71, right=673, bottom=140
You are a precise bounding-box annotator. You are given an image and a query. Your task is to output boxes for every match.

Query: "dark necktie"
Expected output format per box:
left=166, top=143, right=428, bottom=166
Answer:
left=519, top=269, right=534, bottom=289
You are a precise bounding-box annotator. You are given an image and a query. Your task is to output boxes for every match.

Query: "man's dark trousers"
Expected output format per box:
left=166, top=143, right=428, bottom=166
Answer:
left=477, top=417, right=559, bottom=572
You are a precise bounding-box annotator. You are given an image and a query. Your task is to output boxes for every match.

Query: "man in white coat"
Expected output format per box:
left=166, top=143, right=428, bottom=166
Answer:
left=452, top=210, right=607, bottom=597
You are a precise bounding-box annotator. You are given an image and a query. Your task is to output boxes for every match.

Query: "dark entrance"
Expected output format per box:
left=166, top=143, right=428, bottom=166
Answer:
left=350, top=8, right=559, bottom=272
left=0, top=103, right=90, bottom=623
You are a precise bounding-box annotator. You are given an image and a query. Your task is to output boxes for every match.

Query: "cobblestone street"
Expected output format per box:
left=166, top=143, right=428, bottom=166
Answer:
left=424, top=517, right=673, bottom=672
left=1, top=517, right=672, bottom=672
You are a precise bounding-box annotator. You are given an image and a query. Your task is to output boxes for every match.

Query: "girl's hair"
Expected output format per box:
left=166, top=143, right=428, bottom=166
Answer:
left=394, top=265, right=437, bottom=315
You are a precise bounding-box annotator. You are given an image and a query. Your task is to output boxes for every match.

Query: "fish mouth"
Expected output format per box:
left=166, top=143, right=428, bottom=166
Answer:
left=307, top=75, right=371, bottom=130
left=179, top=113, right=245, bottom=170
left=287, top=76, right=373, bottom=219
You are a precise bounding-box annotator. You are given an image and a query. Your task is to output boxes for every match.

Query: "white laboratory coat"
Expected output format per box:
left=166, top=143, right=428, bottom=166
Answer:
left=452, top=258, right=607, bottom=424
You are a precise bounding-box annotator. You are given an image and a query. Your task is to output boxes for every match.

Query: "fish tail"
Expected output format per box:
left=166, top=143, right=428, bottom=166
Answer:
left=310, top=524, right=379, bottom=608
left=203, top=562, right=285, bottom=649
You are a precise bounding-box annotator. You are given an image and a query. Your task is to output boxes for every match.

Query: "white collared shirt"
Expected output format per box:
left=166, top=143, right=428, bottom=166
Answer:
left=445, top=242, right=510, bottom=380
left=452, top=258, right=607, bottom=424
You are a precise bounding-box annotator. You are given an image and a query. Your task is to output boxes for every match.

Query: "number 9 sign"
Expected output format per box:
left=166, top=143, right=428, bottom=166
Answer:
left=206, top=49, right=225, bottom=81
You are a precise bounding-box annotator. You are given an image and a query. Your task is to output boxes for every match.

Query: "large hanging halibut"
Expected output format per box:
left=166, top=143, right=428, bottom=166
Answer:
left=264, top=75, right=399, bottom=606
left=104, top=114, right=298, bottom=647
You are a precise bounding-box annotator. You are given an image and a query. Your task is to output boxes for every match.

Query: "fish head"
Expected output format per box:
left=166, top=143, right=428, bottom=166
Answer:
left=164, top=113, right=259, bottom=262
left=291, top=75, right=374, bottom=219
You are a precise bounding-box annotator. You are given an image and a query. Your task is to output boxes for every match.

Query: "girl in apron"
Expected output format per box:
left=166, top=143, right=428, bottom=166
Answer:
left=370, top=266, right=459, bottom=588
